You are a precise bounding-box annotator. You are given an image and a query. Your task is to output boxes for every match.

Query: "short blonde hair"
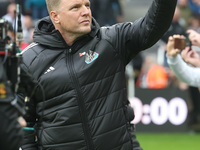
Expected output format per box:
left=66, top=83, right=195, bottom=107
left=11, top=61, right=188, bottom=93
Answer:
left=46, top=0, right=62, bottom=14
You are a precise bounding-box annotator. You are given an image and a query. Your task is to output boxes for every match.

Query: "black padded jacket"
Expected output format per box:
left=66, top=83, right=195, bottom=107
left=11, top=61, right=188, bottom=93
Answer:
left=19, top=0, right=177, bottom=149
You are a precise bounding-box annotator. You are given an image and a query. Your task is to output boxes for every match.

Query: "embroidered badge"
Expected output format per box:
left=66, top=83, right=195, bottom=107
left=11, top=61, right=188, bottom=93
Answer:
left=79, top=50, right=99, bottom=64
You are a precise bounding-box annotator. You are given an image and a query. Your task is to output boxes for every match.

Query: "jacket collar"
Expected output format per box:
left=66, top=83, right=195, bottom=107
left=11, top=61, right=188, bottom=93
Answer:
left=33, top=16, right=100, bottom=50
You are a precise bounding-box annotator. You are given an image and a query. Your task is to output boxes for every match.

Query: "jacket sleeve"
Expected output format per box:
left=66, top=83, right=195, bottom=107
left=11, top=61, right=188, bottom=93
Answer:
left=17, top=93, right=38, bottom=150
left=17, top=62, right=38, bottom=150
left=104, top=0, right=177, bottom=64
left=167, top=54, right=200, bottom=87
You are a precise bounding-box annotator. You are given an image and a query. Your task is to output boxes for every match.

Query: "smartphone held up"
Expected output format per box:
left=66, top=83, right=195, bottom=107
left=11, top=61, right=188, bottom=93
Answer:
left=174, top=35, right=192, bottom=50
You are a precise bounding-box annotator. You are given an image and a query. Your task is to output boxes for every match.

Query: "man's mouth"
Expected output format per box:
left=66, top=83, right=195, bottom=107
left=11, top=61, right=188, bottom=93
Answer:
left=80, top=20, right=90, bottom=24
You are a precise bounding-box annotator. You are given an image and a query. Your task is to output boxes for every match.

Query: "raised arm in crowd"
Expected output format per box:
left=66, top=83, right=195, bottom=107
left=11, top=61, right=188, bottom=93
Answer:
left=167, top=30, right=200, bottom=87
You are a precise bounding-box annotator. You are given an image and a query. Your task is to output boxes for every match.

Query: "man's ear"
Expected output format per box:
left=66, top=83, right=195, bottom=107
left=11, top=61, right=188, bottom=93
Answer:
left=50, top=11, right=60, bottom=24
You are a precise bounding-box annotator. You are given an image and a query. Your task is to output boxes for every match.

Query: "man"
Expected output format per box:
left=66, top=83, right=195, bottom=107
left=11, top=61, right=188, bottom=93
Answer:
left=166, top=34, right=200, bottom=128
left=2, top=2, right=24, bottom=31
left=166, top=29, right=200, bottom=86
left=19, top=0, right=177, bottom=149
left=24, top=0, right=48, bottom=22
left=166, top=33, right=200, bottom=87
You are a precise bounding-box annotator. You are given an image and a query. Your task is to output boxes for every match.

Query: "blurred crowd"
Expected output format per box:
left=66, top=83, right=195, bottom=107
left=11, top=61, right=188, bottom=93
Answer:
left=134, top=0, right=200, bottom=89
left=0, top=0, right=200, bottom=130
left=0, top=0, right=48, bottom=50
left=130, top=0, right=200, bottom=130
left=0, top=0, right=123, bottom=50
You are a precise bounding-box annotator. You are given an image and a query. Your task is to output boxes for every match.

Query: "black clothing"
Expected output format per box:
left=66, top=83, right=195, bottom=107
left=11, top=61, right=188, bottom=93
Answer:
left=90, top=0, right=123, bottom=26
left=19, top=0, right=177, bottom=149
left=161, top=21, right=187, bottom=43
left=0, top=1, right=9, bottom=18
left=0, top=59, right=23, bottom=150
left=161, top=21, right=187, bottom=68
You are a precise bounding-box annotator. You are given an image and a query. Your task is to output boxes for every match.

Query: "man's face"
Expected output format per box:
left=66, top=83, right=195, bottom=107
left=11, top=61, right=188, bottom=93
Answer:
left=55, top=0, right=92, bottom=37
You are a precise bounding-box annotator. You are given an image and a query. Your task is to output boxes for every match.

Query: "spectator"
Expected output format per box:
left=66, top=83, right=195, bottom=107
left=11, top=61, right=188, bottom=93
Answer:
left=177, top=0, right=192, bottom=29
left=146, top=65, right=168, bottom=89
left=2, top=2, right=24, bottom=31
left=90, top=0, right=123, bottom=26
left=188, top=12, right=200, bottom=32
left=136, top=55, right=168, bottom=89
left=166, top=33, right=200, bottom=128
left=161, top=6, right=187, bottom=43
left=167, top=34, right=200, bottom=85
left=131, top=53, right=144, bottom=84
left=23, top=15, right=34, bottom=44
left=0, top=0, right=9, bottom=18
left=24, top=0, right=48, bottom=24
left=160, top=6, right=187, bottom=68
left=188, top=0, right=200, bottom=14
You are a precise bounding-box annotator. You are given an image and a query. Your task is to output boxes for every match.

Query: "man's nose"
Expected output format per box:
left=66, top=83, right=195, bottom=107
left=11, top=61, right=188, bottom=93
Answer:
left=81, top=6, right=90, bottom=16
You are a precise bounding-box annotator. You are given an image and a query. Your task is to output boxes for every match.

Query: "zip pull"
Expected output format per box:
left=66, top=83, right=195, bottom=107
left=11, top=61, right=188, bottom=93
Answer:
left=69, top=48, right=72, bottom=53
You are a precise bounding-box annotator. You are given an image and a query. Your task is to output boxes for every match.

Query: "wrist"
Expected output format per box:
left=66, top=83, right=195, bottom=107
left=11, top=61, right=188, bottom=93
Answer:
left=196, top=62, right=200, bottom=67
left=167, top=53, right=180, bottom=65
left=167, top=53, right=176, bottom=57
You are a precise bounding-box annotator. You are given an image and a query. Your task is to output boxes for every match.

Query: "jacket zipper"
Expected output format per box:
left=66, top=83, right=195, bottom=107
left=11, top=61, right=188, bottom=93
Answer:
left=67, top=49, right=94, bottom=150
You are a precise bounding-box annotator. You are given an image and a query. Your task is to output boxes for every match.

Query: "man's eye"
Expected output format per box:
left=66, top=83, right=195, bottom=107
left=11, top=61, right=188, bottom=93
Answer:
left=85, top=4, right=90, bottom=8
left=72, top=6, right=78, bottom=9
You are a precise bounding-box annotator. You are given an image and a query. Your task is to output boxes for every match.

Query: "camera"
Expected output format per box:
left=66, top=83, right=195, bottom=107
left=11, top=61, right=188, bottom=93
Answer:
left=0, top=19, right=14, bottom=56
left=0, top=18, right=26, bottom=115
left=0, top=18, right=21, bottom=91
left=0, top=19, right=8, bottom=52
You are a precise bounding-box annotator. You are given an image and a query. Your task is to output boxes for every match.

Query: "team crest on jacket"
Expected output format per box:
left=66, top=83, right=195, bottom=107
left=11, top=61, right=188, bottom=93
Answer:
left=79, top=50, right=99, bottom=64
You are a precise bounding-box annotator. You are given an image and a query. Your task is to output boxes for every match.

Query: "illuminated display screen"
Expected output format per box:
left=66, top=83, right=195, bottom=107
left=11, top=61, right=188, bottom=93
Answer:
left=129, top=87, right=189, bottom=132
